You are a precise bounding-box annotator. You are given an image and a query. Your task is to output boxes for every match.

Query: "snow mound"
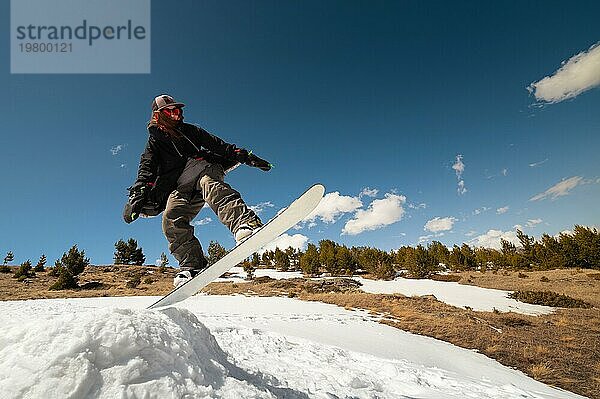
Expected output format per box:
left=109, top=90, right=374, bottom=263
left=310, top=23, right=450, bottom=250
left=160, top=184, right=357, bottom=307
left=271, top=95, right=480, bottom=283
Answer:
left=0, top=307, right=295, bottom=399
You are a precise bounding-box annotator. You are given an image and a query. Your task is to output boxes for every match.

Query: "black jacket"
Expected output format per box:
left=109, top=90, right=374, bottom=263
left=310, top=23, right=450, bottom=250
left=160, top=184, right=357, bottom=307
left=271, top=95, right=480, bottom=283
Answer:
left=134, top=122, right=241, bottom=207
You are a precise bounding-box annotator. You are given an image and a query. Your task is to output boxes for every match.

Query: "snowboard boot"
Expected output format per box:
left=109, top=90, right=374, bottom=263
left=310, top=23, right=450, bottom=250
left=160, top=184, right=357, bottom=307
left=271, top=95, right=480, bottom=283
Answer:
left=235, top=219, right=263, bottom=245
left=173, top=266, right=208, bottom=288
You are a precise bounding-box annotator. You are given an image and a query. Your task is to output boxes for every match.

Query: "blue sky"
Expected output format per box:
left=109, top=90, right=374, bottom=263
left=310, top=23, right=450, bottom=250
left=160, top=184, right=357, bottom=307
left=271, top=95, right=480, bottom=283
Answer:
left=1, top=1, right=599, bottom=266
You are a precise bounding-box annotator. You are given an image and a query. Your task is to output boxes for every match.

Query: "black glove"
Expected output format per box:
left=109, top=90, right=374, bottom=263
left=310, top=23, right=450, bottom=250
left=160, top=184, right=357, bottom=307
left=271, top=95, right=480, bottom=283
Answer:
left=233, top=148, right=271, bottom=171
left=123, top=182, right=151, bottom=224
left=233, top=148, right=251, bottom=163
left=247, top=152, right=272, bottom=171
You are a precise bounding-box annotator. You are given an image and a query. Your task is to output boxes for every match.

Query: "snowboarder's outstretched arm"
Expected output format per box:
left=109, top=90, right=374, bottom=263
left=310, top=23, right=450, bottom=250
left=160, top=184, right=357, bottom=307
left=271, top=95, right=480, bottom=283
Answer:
left=194, top=125, right=272, bottom=171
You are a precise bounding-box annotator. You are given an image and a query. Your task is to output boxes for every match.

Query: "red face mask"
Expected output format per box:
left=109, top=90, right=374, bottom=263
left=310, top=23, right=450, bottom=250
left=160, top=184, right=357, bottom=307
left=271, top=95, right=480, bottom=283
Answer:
left=161, top=107, right=182, bottom=118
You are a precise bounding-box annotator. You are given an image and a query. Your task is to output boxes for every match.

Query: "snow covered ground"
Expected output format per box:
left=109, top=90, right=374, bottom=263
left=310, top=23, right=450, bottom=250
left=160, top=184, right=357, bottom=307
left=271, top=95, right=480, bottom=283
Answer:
left=0, top=295, right=580, bottom=399
left=219, top=268, right=555, bottom=315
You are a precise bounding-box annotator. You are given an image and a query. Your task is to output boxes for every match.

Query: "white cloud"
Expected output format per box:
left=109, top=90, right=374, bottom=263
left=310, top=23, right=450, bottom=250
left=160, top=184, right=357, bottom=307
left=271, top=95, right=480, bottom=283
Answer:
left=529, top=176, right=584, bottom=201
left=496, top=206, right=509, bottom=215
left=418, top=234, right=433, bottom=243
left=452, top=155, right=467, bottom=195
left=473, top=207, right=490, bottom=216
left=259, top=233, right=309, bottom=254
left=424, top=217, right=457, bottom=233
left=110, top=144, right=124, bottom=155
left=452, top=155, right=465, bottom=176
left=408, top=202, right=427, bottom=210
left=418, top=232, right=445, bottom=244
left=469, top=229, right=520, bottom=250
left=193, top=217, right=212, bottom=226
left=342, top=194, right=406, bottom=235
left=526, top=218, right=543, bottom=228
left=501, top=168, right=508, bottom=176
left=528, top=42, right=600, bottom=103
left=465, top=230, right=477, bottom=237
left=305, top=192, right=362, bottom=224
left=249, top=201, right=275, bottom=215
left=529, top=158, right=548, bottom=167
left=359, top=187, right=379, bottom=198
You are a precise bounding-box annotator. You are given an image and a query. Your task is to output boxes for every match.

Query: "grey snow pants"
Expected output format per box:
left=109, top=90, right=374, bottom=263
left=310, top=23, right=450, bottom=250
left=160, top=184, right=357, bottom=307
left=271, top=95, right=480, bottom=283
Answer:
left=162, top=161, right=260, bottom=271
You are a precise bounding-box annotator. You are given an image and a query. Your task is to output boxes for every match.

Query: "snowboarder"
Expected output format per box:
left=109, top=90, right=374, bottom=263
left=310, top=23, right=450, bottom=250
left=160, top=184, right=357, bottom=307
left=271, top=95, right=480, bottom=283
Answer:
left=123, top=94, right=272, bottom=287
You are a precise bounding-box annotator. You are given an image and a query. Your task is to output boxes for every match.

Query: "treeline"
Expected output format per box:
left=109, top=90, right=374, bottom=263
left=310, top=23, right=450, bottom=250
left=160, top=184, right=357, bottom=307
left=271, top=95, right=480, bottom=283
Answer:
left=0, top=238, right=152, bottom=290
left=239, top=225, right=600, bottom=279
left=2, top=225, right=598, bottom=285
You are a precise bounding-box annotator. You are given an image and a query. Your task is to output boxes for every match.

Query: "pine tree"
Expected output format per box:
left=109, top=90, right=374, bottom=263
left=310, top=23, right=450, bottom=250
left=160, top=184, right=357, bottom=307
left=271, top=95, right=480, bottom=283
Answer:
left=517, top=229, right=536, bottom=269
left=49, top=268, right=78, bottom=290
left=427, top=241, right=450, bottom=268
left=158, top=252, right=169, bottom=273
left=539, top=234, right=567, bottom=269
left=285, top=247, right=299, bottom=270
left=14, top=260, right=35, bottom=280
left=318, top=239, right=339, bottom=275
left=449, top=244, right=478, bottom=271
left=571, top=225, right=600, bottom=269
left=395, top=246, right=415, bottom=273
left=127, top=238, right=146, bottom=266
left=300, top=243, right=320, bottom=276
left=261, top=250, right=274, bottom=267
left=114, top=239, right=145, bottom=265
left=114, top=239, right=129, bottom=265
left=251, top=253, right=260, bottom=268
left=34, top=254, right=47, bottom=272
left=159, top=252, right=169, bottom=267
left=405, top=245, right=437, bottom=278
left=274, top=248, right=290, bottom=272
left=334, top=245, right=355, bottom=275
left=3, top=251, right=14, bottom=265
left=242, top=259, right=255, bottom=280
left=359, top=247, right=394, bottom=279
left=207, top=241, right=227, bottom=266
left=49, top=245, right=89, bottom=289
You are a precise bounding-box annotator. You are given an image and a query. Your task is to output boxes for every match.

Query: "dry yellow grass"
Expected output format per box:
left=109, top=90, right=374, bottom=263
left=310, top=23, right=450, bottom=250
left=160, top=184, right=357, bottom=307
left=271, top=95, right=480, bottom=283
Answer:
left=530, top=362, right=553, bottom=380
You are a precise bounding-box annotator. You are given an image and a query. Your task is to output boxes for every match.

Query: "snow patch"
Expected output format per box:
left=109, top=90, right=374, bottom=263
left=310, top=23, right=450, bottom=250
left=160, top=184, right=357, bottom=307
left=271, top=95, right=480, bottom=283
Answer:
left=0, top=307, right=294, bottom=398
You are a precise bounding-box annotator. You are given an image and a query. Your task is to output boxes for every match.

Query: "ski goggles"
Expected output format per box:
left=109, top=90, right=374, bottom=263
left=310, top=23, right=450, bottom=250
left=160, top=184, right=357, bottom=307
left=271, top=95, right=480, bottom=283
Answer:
left=161, top=107, right=182, bottom=117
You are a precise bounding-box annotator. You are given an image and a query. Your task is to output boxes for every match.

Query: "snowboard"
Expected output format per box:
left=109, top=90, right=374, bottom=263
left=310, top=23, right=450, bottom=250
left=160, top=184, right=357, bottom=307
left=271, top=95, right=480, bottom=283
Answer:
left=147, top=183, right=325, bottom=309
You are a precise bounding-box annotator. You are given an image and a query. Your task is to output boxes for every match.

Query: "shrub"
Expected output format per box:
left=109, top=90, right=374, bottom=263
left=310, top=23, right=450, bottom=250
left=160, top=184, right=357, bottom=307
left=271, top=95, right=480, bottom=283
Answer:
left=158, top=252, right=169, bottom=268
left=49, top=268, right=78, bottom=290
left=34, top=255, right=47, bottom=272
left=0, top=264, right=10, bottom=273
left=48, top=245, right=89, bottom=290
left=430, top=274, right=462, bottom=282
left=126, top=276, right=142, bottom=288
left=114, top=238, right=145, bottom=265
left=588, top=273, right=600, bottom=281
left=300, top=244, right=321, bottom=276
left=13, top=260, right=35, bottom=279
left=207, top=241, right=227, bottom=266
left=143, top=276, right=154, bottom=285
left=242, top=260, right=255, bottom=280
left=508, top=290, right=593, bottom=308
left=3, top=251, right=14, bottom=266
